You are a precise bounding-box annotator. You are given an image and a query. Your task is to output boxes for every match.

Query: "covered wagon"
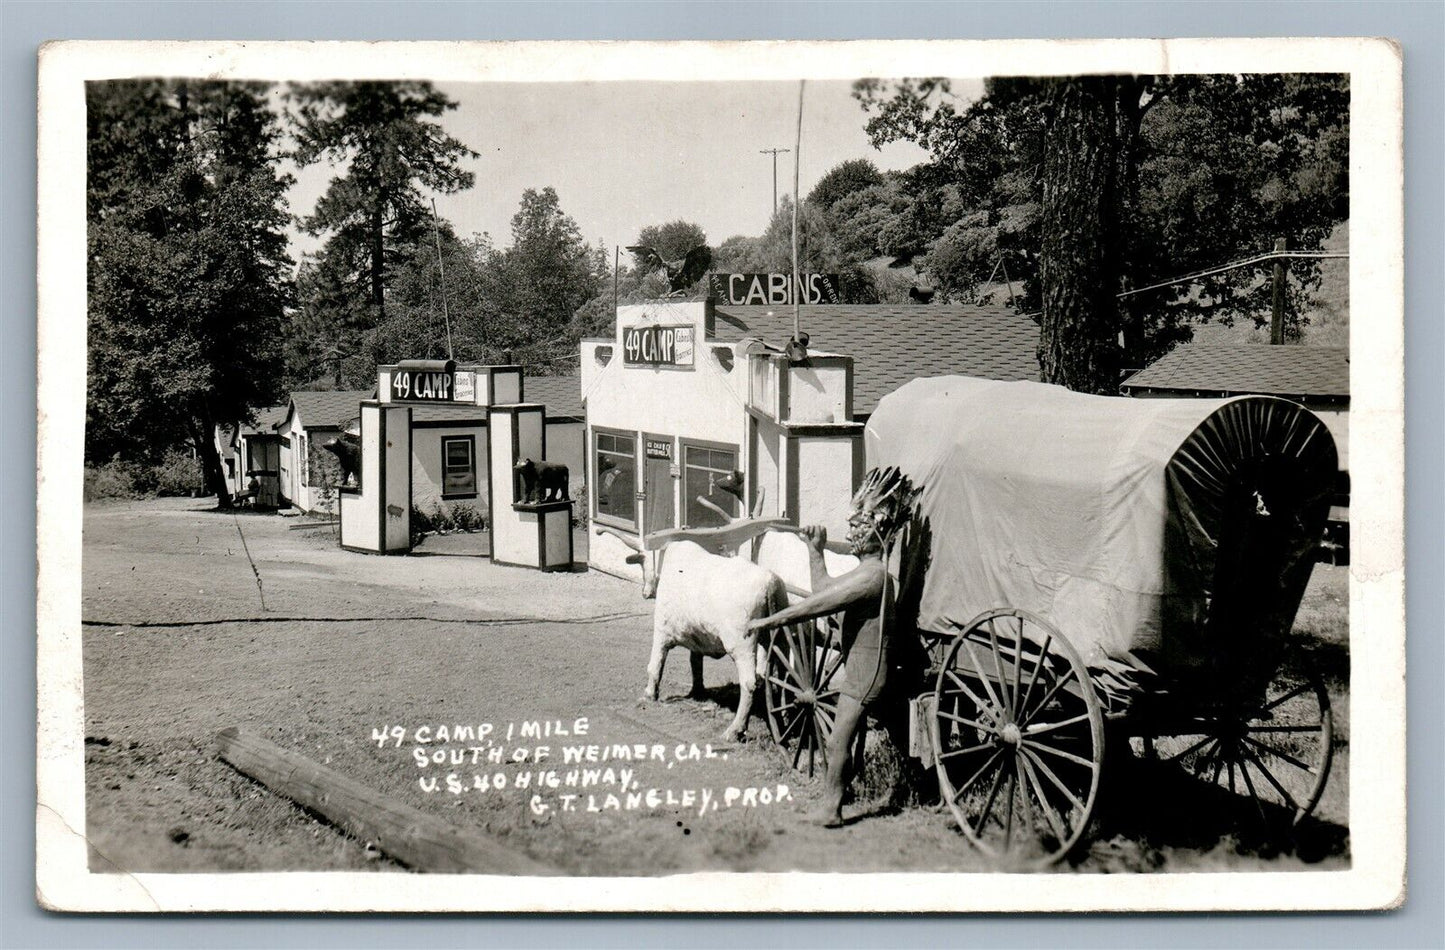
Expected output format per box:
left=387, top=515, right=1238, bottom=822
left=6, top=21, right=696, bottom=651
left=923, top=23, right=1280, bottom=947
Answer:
left=760, top=375, right=1340, bottom=865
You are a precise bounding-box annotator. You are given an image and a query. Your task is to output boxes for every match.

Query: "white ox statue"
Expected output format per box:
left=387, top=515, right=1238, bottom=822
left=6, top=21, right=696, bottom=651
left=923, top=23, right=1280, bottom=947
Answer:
left=597, top=521, right=792, bottom=741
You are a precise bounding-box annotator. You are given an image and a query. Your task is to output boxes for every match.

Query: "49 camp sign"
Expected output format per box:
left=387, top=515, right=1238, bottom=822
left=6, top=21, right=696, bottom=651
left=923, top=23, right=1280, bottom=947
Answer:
left=623, top=325, right=695, bottom=367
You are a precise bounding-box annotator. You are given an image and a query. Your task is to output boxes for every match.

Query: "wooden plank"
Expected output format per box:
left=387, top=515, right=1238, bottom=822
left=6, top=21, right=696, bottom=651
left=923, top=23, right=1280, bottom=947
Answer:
left=216, top=727, right=551, bottom=875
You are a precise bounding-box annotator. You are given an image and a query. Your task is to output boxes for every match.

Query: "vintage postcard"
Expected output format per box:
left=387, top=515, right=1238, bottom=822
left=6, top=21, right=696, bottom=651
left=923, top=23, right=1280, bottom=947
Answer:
left=36, top=38, right=1405, bottom=912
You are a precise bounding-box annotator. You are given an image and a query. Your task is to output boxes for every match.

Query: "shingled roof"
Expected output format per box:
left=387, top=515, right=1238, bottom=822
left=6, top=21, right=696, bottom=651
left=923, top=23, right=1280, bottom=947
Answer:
left=1121, top=344, right=1349, bottom=402
left=522, top=373, right=583, bottom=419
left=285, top=390, right=372, bottom=430
left=239, top=404, right=290, bottom=436
left=710, top=304, right=1041, bottom=416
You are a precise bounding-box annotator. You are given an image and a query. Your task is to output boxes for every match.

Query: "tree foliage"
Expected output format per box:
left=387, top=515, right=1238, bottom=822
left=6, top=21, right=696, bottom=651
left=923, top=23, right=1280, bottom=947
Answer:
left=855, top=74, right=1350, bottom=373
left=87, top=80, right=294, bottom=501
left=286, top=82, right=477, bottom=386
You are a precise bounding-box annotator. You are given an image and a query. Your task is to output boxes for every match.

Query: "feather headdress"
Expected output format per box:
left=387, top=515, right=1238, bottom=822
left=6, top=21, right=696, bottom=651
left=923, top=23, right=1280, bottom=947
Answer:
left=850, top=466, right=921, bottom=545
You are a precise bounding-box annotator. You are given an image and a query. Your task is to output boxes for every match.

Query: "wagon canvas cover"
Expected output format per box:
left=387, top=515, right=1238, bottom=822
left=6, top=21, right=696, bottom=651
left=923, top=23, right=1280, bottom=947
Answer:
left=866, top=376, right=1337, bottom=681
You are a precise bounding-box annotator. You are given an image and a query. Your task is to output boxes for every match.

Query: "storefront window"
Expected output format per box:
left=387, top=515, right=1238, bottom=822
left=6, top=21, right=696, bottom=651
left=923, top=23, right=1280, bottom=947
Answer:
left=682, top=443, right=739, bottom=528
left=442, top=436, right=477, bottom=497
left=595, top=430, right=637, bottom=525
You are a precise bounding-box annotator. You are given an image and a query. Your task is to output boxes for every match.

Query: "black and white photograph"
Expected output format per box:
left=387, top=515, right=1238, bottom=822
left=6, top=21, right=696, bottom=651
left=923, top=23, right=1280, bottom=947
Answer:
left=35, top=38, right=1405, bottom=913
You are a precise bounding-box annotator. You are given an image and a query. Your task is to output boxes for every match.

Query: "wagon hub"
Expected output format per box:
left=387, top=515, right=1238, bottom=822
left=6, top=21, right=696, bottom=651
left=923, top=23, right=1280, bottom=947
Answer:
left=999, top=722, right=1023, bottom=747
left=796, top=689, right=817, bottom=706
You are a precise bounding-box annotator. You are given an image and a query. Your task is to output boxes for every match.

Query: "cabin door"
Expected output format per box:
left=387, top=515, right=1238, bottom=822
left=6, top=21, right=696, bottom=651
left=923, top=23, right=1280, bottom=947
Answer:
left=642, top=434, right=676, bottom=536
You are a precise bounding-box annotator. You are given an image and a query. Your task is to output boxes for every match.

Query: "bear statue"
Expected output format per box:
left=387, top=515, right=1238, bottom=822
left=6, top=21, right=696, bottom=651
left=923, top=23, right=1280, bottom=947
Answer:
left=514, top=457, right=569, bottom=505
left=322, top=432, right=362, bottom=487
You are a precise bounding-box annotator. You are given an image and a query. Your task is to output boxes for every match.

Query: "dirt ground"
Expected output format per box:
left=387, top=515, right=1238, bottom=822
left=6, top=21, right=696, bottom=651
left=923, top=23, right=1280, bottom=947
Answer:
left=79, top=497, right=1351, bottom=875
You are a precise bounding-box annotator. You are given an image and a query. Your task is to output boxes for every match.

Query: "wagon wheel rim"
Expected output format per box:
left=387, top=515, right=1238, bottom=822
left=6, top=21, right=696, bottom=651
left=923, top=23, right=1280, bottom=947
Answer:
left=1153, top=648, right=1334, bottom=826
left=932, top=609, right=1104, bottom=868
left=763, top=618, right=843, bottom=778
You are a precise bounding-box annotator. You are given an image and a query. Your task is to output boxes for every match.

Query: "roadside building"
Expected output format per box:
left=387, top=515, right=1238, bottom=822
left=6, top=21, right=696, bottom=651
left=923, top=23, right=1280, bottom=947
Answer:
left=232, top=404, right=289, bottom=508
left=277, top=390, right=370, bottom=515
left=580, top=298, right=1041, bottom=581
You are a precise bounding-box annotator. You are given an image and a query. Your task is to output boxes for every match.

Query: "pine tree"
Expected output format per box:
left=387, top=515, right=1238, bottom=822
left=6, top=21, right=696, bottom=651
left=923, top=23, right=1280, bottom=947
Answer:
left=289, top=81, right=476, bottom=349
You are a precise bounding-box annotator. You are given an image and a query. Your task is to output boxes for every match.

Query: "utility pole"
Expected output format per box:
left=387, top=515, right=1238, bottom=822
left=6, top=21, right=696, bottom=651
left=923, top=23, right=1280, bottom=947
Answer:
left=760, top=147, right=790, bottom=216
left=1270, top=237, right=1288, bottom=345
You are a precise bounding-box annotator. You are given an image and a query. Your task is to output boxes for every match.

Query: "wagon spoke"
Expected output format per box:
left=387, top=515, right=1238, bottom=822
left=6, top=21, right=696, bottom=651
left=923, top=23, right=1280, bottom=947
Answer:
left=1240, top=743, right=1301, bottom=814
left=812, top=712, right=829, bottom=772
left=943, top=668, right=997, bottom=718
left=950, top=748, right=1005, bottom=804
left=1227, top=757, right=1236, bottom=795
left=1161, top=732, right=1216, bottom=764
left=1237, top=757, right=1269, bottom=825
left=818, top=644, right=845, bottom=688
left=778, top=706, right=807, bottom=745
left=937, top=741, right=997, bottom=760
left=986, top=620, right=1014, bottom=716
left=787, top=626, right=814, bottom=685
left=976, top=761, right=1008, bottom=832
left=1002, top=770, right=1016, bottom=851
left=1020, top=746, right=1086, bottom=814
left=1014, top=756, right=1035, bottom=841
left=1022, top=712, right=1091, bottom=737
left=937, top=708, right=996, bottom=733
left=768, top=642, right=805, bottom=687
left=1011, top=617, right=1026, bottom=717
left=792, top=720, right=808, bottom=770
left=1242, top=735, right=1319, bottom=775
left=1016, top=661, right=1078, bottom=728
left=1018, top=752, right=1070, bottom=844
left=1261, top=680, right=1313, bottom=714
left=961, top=638, right=1008, bottom=716
left=1022, top=738, right=1097, bottom=771
left=1014, top=631, right=1052, bottom=721
left=762, top=672, right=799, bottom=695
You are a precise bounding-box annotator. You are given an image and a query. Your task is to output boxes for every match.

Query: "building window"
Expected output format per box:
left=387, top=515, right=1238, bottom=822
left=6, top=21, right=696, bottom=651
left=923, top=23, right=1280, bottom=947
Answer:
left=442, top=436, right=477, bottom=497
left=682, top=442, right=740, bottom=528
left=594, top=429, right=637, bottom=526
left=298, top=433, right=310, bottom=486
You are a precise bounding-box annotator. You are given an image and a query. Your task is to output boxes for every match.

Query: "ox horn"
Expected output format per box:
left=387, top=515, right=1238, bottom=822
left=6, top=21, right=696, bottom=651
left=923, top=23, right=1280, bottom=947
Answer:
left=594, top=524, right=643, bottom=552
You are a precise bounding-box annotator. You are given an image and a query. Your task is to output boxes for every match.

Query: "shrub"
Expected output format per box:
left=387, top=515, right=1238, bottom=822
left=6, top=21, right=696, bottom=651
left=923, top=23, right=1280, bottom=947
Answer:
left=451, top=503, right=485, bottom=533
left=153, top=449, right=203, bottom=496
left=410, top=504, right=436, bottom=545
left=84, top=458, right=146, bottom=501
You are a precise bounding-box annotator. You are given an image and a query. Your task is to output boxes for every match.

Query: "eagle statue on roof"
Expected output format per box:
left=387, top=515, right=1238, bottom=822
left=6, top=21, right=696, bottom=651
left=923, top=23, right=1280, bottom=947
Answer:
left=627, top=243, right=713, bottom=297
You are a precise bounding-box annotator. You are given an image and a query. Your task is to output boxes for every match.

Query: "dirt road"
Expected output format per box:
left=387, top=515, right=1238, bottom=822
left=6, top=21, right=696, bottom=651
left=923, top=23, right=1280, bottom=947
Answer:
left=79, top=498, right=1349, bottom=875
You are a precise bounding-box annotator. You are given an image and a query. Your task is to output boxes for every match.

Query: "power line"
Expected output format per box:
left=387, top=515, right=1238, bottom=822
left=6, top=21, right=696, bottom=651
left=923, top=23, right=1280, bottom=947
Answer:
left=1117, top=250, right=1349, bottom=299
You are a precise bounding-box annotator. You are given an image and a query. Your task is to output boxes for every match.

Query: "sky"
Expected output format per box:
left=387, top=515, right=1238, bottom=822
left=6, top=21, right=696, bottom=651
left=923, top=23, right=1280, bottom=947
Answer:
left=285, top=78, right=984, bottom=259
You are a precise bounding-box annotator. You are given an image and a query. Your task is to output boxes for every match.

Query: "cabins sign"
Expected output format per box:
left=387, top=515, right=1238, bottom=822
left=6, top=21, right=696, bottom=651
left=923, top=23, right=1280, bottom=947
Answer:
left=708, top=273, right=841, bottom=306
left=623, top=325, right=694, bottom=367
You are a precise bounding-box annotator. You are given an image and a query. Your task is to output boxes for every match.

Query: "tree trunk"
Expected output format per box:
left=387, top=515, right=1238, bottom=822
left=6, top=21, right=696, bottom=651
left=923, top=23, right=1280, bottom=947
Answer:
left=1115, top=78, right=1148, bottom=369
left=1037, top=77, right=1124, bottom=394
left=195, top=409, right=232, bottom=508
left=370, top=191, right=386, bottom=318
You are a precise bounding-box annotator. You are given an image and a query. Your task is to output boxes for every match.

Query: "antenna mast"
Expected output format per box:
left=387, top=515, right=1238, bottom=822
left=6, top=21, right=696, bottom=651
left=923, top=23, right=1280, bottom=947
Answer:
left=430, top=198, right=454, bottom=360
left=791, top=81, right=805, bottom=342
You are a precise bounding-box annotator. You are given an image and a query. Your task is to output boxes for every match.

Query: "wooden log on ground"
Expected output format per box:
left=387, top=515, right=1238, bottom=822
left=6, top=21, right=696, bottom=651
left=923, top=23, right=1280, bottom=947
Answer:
left=216, top=726, right=551, bottom=875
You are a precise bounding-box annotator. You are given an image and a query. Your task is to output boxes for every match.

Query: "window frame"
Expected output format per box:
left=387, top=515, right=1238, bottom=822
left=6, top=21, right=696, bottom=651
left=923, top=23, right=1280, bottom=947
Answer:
left=592, top=426, right=640, bottom=531
left=440, top=434, right=479, bottom=500
left=679, top=437, right=741, bottom=529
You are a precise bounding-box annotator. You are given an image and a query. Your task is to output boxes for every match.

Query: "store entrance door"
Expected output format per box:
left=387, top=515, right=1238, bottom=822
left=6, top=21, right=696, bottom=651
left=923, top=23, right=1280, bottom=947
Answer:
left=642, top=434, right=675, bottom=536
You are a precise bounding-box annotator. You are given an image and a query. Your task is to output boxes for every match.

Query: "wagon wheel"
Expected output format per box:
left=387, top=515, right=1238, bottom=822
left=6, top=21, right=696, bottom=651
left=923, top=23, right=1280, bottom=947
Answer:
left=933, top=609, right=1105, bottom=867
left=1149, top=648, right=1333, bottom=826
left=762, top=617, right=843, bottom=778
